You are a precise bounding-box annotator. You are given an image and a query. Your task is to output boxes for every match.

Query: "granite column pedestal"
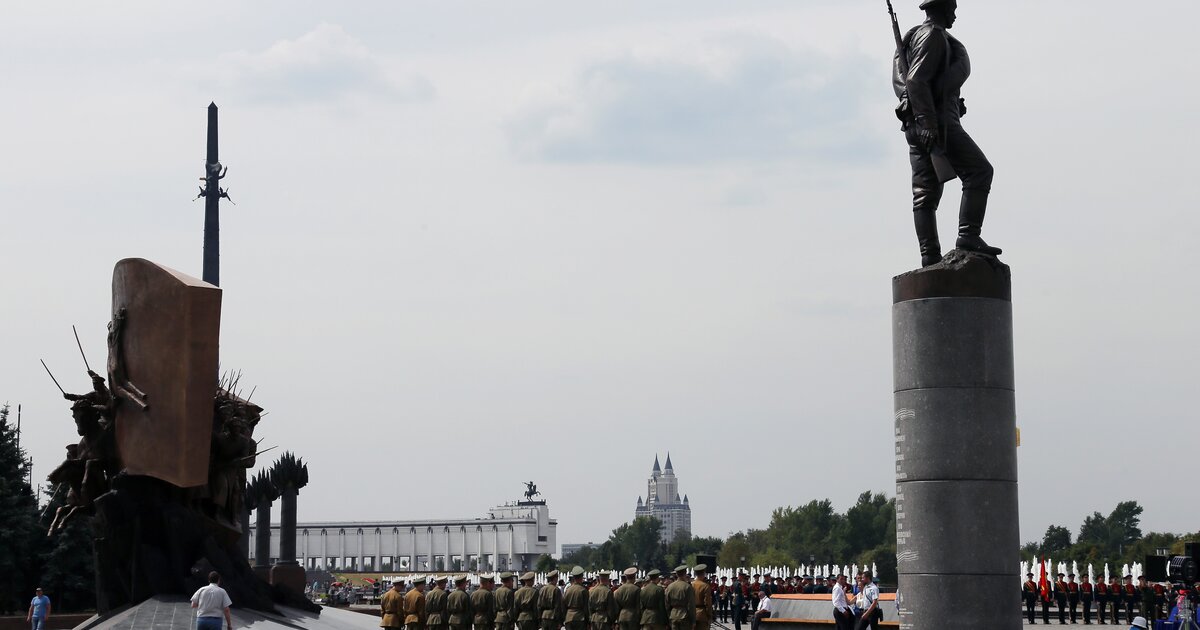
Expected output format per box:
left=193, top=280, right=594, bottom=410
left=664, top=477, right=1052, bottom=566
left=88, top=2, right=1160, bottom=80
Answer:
left=892, top=251, right=1020, bottom=630
left=271, top=488, right=306, bottom=594
left=255, top=501, right=272, bottom=581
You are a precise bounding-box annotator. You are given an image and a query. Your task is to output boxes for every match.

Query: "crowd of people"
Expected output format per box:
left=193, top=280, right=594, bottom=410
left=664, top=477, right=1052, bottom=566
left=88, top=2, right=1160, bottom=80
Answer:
left=1022, top=572, right=1200, bottom=627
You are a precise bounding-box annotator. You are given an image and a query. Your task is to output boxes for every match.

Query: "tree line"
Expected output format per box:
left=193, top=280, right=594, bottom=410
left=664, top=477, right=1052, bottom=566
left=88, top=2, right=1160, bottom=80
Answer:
left=0, top=403, right=94, bottom=614
left=1023, top=500, right=1199, bottom=567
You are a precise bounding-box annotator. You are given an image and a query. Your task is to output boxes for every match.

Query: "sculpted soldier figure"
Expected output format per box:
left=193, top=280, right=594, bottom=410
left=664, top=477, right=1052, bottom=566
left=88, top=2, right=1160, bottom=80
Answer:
left=892, top=0, right=1001, bottom=267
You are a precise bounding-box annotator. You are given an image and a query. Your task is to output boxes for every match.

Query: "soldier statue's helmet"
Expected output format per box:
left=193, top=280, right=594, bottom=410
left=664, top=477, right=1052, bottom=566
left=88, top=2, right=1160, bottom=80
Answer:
left=547, top=570, right=560, bottom=579
left=918, top=0, right=955, bottom=9
left=570, top=566, right=585, bottom=577
left=520, top=572, right=536, bottom=581
left=693, top=564, right=708, bottom=573
left=647, top=569, right=661, bottom=578
left=623, top=567, right=638, bottom=577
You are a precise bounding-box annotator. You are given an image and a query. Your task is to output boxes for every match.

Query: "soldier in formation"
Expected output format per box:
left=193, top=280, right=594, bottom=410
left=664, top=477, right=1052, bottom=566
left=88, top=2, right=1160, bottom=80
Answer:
left=563, top=567, right=589, bottom=630
left=471, top=574, right=496, bottom=630
left=1066, top=573, right=1080, bottom=623
left=427, top=576, right=450, bottom=630
left=1094, top=576, right=1109, bottom=625
left=665, top=566, right=695, bottom=630
left=494, top=573, right=517, bottom=630
left=640, top=570, right=667, bottom=630
left=588, top=571, right=616, bottom=630
left=1022, top=573, right=1038, bottom=624
left=405, top=577, right=428, bottom=630
left=1079, top=574, right=1094, bottom=625
left=691, top=565, right=712, bottom=630
left=382, top=579, right=406, bottom=629
left=538, top=570, right=565, bottom=630
left=614, top=568, right=641, bottom=630
left=447, top=576, right=473, bottom=630
left=514, top=573, right=540, bottom=630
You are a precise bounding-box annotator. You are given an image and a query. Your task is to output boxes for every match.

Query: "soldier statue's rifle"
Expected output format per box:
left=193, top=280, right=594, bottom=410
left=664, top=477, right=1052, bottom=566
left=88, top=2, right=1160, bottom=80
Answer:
left=40, top=359, right=66, bottom=396
left=888, top=0, right=957, bottom=183
left=73, top=325, right=92, bottom=373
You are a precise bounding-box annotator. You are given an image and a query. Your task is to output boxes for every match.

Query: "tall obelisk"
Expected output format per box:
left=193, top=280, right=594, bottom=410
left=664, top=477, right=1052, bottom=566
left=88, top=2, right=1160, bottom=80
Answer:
left=201, top=102, right=227, bottom=286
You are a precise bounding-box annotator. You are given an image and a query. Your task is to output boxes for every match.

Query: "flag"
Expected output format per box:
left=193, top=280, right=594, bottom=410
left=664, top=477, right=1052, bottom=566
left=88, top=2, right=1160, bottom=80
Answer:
left=1038, top=557, right=1050, bottom=602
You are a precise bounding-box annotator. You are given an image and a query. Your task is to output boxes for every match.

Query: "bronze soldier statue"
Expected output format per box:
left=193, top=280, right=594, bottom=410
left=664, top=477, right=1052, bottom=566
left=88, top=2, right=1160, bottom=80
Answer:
left=892, top=0, right=1001, bottom=267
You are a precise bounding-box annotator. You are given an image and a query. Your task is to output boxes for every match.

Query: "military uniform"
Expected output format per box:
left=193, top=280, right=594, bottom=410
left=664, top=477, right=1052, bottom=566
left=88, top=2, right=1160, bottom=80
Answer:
left=615, top=569, right=642, bottom=630
left=1066, top=576, right=1079, bottom=623
left=1123, top=578, right=1137, bottom=621
left=588, top=577, right=617, bottom=630
left=563, top=568, right=590, bottom=630
left=495, top=574, right=517, bottom=630
left=1079, top=578, right=1093, bottom=625
left=716, top=580, right=729, bottom=624
left=406, top=579, right=429, bottom=630
left=1040, top=580, right=1052, bottom=625
left=1054, top=577, right=1068, bottom=625
left=691, top=567, right=712, bottom=630
left=448, top=578, right=475, bottom=630
left=539, top=571, right=565, bottom=630
left=665, top=569, right=696, bottom=630
left=1022, top=576, right=1038, bottom=624
left=1140, top=580, right=1156, bottom=624
left=382, top=585, right=407, bottom=629
left=1109, top=579, right=1123, bottom=625
left=428, top=580, right=451, bottom=630
left=1093, top=580, right=1108, bottom=625
left=473, top=578, right=497, bottom=630
left=514, top=574, right=540, bottom=630
left=640, top=571, right=668, bottom=630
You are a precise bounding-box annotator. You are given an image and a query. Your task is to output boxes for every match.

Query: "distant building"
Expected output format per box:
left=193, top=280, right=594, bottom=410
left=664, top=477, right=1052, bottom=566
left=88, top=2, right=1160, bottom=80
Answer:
left=250, top=500, right=556, bottom=573
left=634, top=453, right=692, bottom=544
left=561, top=542, right=597, bottom=557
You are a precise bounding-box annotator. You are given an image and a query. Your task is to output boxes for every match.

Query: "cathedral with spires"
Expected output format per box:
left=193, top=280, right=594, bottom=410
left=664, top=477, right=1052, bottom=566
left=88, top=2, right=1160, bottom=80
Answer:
left=634, top=453, right=692, bottom=543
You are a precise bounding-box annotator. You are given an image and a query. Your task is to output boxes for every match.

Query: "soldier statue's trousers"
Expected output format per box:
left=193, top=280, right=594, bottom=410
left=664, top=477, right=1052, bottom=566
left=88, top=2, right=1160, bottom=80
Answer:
left=906, top=119, right=994, bottom=212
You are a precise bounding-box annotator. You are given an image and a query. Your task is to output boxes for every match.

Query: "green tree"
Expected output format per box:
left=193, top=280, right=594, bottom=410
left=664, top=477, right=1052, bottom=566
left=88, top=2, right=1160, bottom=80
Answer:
left=717, top=532, right=754, bottom=568
left=1041, top=525, right=1072, bottom=555
left=535, top=554, right=556, bottom=572
left=0, top=403, right=42, bottom=613
left=38, top=484, right=95, bottom=612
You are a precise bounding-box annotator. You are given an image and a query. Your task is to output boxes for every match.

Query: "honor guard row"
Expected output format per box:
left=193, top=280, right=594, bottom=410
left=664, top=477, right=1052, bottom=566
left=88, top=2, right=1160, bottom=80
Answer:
left=1022, top=572, right=1182, bottom=626
left=379, top=565, right=715, bottom=630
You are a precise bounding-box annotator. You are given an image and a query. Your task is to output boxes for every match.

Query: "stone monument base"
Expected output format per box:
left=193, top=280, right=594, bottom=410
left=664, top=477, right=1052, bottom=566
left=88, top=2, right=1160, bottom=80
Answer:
left=73, top=595, right=378, bottom=630
left=271, top=563, right=307, bottom=596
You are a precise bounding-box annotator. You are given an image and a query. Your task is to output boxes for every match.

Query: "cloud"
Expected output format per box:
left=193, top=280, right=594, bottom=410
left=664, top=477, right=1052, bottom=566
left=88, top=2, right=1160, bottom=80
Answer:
left=506, top=33, right=885, bottom=165
left=221, top=23, right=432, bottom=105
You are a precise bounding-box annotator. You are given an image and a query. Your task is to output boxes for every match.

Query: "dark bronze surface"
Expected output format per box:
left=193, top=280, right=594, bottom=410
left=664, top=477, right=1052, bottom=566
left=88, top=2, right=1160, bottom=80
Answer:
left=892, top=249, right=1011, bottom=303
left=110, top=258, right=222, bottom=488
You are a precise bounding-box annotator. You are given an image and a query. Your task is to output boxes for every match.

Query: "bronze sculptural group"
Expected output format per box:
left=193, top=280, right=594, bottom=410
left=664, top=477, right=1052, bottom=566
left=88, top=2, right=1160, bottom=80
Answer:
left=891, top=0, right=1002, bottom=267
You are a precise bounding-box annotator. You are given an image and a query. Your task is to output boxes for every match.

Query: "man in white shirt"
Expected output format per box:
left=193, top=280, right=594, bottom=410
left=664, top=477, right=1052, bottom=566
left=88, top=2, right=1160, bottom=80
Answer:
left=750, top=593, right=771, bottom=630
left=854, top=572, right=880, bottom=630
left=831, top=575, right=852, bottom=630
left=191, top=571, right=233, bottom=630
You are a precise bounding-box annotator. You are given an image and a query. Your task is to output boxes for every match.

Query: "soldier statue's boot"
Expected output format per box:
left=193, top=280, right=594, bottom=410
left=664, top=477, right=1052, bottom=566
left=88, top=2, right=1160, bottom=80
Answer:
left=955, top=189, right=1002, bottom=256
left=913, top=208, right=942, bottom=267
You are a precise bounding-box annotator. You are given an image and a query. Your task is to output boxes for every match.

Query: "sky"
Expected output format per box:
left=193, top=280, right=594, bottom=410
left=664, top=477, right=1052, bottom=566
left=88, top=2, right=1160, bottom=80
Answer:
left=2, top=0, right=1198, bottom=557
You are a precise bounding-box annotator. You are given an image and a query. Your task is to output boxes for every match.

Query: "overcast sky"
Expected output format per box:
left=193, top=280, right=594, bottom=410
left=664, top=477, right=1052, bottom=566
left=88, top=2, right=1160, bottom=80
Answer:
left=2, top=0, right=1198, bottom=556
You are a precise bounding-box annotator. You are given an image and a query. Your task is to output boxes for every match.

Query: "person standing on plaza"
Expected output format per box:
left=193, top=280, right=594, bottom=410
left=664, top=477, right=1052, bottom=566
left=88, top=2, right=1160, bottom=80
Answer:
left=562, top=568, right=589, bottom=630
left=472, top=574, right=497, bottom=630
left=1066, top=574, right=1080, bottom=623
left=665, top=566, right=696, bottom=630
left=1054, top=574, right=1069, bottom=625
left=615, top=567, right=641, bottom=630
left=716, top=576, right=729, bottom=624
left=1080, top=574, right=1094, bottom=625
left=494, top=573, right=517, bottom=630
left=1110, top=576, right=1124, bottom=625
left=691, top=565, right=713, bottom=630
left=427, top=576, right=451, bottom=630
left=640, top=570, right=668, bottom=630
left=405, top=577, right=429, bottom=630
left=854, top=572, right=880, bottom=630
left=731, top=574, right=747, bottom=630
left=832, top=575, right=853, bottom=630
left=538, top=570, right=564, bottom=630
left=1123, top=575, right=1137, bottom=622
left=27, top=588, right=52, bottom=630
left=190, top=572, right=233, bottom=630
left=448, top=575, right=475, bottom=630
left=382, top=579, right=407, bottom=629
left=1022, top=573, right=1038, bottom=624
left=1094, top=576, right=1109, bottom=625
left=588, top=571, right=616, bottom=630
left=514, top=573, right=540, bottom=630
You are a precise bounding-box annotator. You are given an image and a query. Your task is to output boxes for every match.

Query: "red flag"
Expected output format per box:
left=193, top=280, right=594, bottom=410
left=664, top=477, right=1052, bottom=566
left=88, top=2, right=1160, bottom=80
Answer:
left=1038, top=557, right=1050, bottom=601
